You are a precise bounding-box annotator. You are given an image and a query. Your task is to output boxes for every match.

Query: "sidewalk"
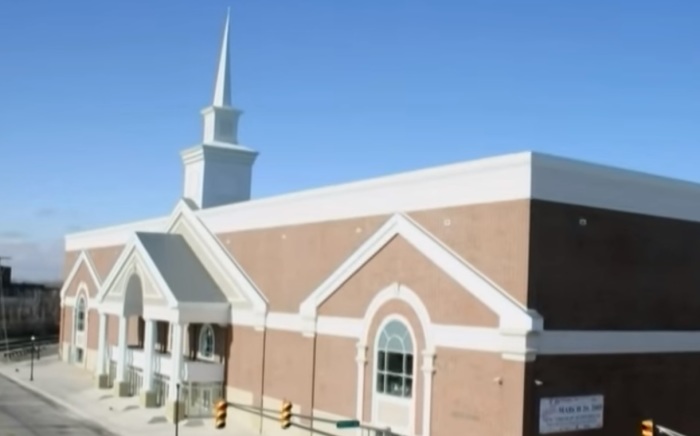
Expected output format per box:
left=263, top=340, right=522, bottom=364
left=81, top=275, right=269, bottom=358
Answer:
left=0, top=354, right=260, bottom=436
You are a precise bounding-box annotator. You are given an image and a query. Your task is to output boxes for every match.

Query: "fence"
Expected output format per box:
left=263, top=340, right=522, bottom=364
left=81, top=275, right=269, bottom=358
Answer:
left=0, top=336, right=59, bottom=362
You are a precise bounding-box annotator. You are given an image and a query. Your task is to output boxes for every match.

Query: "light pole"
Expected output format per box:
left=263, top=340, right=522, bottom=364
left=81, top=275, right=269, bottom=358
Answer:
left=30, top=335, right=35, bottom=382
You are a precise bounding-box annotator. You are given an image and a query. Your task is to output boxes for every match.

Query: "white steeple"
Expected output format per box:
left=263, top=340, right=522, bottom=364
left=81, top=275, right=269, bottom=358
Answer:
left=212, top=9, right=232, bottom=107
left=180, top=9, right=259, bottom=209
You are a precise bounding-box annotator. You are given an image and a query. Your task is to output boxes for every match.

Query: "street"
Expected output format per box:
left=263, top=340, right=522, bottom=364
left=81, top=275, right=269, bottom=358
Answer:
left=0, top=371, right=117, bottom=436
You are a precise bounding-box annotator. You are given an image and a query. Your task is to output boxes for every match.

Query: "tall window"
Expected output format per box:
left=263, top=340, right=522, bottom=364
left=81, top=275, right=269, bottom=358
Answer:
left=376, top=319, right=414, bottom=398
left=198, top=324, right=215, bottom=359
left=76, top=296, right=86, bottom=332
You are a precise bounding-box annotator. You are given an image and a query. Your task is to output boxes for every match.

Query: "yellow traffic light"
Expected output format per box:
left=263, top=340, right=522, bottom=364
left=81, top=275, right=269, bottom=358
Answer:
left=642, top=419, right=655, bottom=436
left=280, top=399, right=293, bottom=429
left=214, top=399, right=227, bottom=430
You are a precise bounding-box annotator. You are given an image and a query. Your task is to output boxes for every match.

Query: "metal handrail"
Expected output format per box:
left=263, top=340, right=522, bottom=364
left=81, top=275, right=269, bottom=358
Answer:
left=657, top=425, right=689, bottom=436
left=225, top=400, right=399, bottom=436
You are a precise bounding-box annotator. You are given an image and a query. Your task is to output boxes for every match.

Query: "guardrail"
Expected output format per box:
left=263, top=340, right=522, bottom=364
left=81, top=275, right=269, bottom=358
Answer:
left=225, top=401, right=399, bottom=436
left=1, top=337, right=58, bottom=362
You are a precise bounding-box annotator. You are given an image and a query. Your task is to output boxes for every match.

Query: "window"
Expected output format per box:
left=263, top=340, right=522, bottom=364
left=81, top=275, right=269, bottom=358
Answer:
left=375, top=319, right=414, bottom=398
left=76, top=297, right=86, bottom=332
left=198, top=324, right=215, bottom=359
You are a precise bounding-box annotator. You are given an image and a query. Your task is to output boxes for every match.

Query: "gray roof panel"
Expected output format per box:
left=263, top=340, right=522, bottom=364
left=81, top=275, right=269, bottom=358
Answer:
left=136, top=232, right=227, bottom=304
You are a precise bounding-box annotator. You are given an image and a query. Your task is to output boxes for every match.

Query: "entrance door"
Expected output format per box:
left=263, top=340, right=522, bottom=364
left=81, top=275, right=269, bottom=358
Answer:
left=187, top=384, right=223, bottom=417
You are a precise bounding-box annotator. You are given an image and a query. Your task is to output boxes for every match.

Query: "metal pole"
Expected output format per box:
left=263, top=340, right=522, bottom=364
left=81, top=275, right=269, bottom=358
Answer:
left=30, top=335, right=35, bottom=382
left=0, top=257, right=10, bottom=359
left=175, top=382, right=180, bottom=436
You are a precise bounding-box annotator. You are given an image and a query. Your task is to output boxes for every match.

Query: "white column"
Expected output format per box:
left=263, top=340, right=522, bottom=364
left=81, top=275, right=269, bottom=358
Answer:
left=142, top=319, right=156, bottom=392
left=95, top=313, right=108, bottom=375
left=168, top=323, right=184, bottom=401
left=354, top=341, right=368, bottom=436
left=421, top=350, right=436, bottom=436
left=115, top=316, right=128, bottom=383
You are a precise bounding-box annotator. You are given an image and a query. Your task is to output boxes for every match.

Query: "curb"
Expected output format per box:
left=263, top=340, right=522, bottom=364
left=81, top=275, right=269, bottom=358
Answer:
left=0, top=368, right=124, bottom=436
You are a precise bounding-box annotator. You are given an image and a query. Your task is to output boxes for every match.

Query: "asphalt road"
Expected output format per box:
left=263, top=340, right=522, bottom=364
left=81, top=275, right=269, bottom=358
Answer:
left=0, top=372, right=117, bottom=436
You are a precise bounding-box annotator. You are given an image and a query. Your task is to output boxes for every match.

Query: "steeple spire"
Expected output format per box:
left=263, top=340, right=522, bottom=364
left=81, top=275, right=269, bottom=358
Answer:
left=200, top=8, right=243, bottom=145
left=212, top=8, right=232, bottom=107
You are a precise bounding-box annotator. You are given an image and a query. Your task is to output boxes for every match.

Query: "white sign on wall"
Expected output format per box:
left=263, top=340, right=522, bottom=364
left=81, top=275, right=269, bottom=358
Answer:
left=539, top=395, right=604, bottom=434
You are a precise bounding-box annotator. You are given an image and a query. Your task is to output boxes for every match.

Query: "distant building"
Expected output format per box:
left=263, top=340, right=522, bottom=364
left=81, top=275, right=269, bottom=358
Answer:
left=0, top=266, right=60, bottom=337
left=58, top=11, right=700, bottom=436
left=0, top=266, right=10, bottom=290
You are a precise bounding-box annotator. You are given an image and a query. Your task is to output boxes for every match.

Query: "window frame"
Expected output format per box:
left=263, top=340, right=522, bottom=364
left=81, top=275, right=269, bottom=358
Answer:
left=75, top=295, right=87, bottom=332
left=197, top=324, right=216, bottom=361
left=373, top=316, right=415, bottom=401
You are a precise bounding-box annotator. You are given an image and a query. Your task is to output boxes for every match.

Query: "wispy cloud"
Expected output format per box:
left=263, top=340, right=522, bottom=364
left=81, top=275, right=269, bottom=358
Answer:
left=0, top=230, right=27, bottom=241
left=34, top=207, right=58, bottom=218
left=0, top=238, right=63, bottom=282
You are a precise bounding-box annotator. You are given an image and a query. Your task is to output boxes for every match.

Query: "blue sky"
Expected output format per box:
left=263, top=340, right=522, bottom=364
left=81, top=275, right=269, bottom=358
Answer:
left=0, top=0, right=698, bottom=280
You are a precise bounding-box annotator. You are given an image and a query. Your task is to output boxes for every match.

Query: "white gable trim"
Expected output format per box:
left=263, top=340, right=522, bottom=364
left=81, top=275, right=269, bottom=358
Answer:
left=165, top=199, right=268, bottom=312
left=299, top=213, right=543, bottom=332
left=96, top=235, right=178, bottom=308
left=60, top=251, right=101, bottom=300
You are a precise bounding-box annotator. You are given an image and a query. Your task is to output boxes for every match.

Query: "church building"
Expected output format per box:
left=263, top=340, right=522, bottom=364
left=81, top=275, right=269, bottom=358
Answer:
left=59, top=12, right=700, bottom=436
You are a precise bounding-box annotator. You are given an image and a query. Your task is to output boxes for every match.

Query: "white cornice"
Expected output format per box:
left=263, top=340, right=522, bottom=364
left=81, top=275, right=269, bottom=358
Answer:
left=64, top=151, right=700, bottom=251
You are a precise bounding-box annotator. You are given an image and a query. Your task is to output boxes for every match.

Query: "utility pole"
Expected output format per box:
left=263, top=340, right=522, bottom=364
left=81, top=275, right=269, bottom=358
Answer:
left=0, top=256, right=11, bottom=358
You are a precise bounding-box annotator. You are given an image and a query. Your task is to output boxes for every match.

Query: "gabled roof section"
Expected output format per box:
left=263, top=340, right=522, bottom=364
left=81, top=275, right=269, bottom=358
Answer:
left=137, top=232, right=227, bottom=304
left=299, top=213, right=543, bottom=332
left=97, top=234, right=178, bottom=306
left=60, top=250, right=101, bottom=299
left=164, top=199, right=268, bottom=312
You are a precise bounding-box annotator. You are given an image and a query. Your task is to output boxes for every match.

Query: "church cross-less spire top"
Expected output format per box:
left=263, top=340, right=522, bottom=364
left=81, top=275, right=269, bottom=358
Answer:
left=212, top=8, right=232, bottom=107
left=200, top=8, right=243, bottom=145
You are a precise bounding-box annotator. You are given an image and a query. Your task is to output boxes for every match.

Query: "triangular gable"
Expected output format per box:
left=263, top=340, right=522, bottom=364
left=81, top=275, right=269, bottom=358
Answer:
left=163, top=198, right=268, bottom=312
left=97, top=234, right=178, bottom=307
left=60, top=251, right=101, bottom=299
left=299, top=213, right=542, bottom=332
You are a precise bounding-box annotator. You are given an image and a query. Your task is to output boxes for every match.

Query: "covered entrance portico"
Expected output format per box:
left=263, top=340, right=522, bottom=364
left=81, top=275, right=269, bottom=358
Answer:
left=93, top=231, right=231, bottom=422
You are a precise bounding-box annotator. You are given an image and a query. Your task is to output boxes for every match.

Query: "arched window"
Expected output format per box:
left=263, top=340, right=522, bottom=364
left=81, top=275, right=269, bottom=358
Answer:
left=376, top=319, right=414, bottom=398
left=198, top=324, right=215, bottom=359
left=76, top=296, right=86, bottom=332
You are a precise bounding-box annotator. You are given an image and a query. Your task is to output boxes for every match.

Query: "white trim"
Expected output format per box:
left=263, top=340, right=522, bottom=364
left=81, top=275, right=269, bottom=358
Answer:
left=300, top=215, right=541, bottom=333
left=361, top=284, right=435, bottom=352
left=60, top=251, right=101, bottom=299
left=93, top=199, right=267, bottom=315
left=355, top=341, right=367, bottom=431
left=244, top=310, right=700, bottom=357
left=96, top=237, right=138, bottom=303
left=65, top=151, right=700, bottom=252
left=96, top=235, right=179, bottom=308
left=370, top=315, right=417, bottom=436
left=230, top=308, right=266, bottom=331
left=421, top=350, right=435, bottom=436
left=164, top=199, right=268, bottom=312
left=64, top=295, right=100, bottom=311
